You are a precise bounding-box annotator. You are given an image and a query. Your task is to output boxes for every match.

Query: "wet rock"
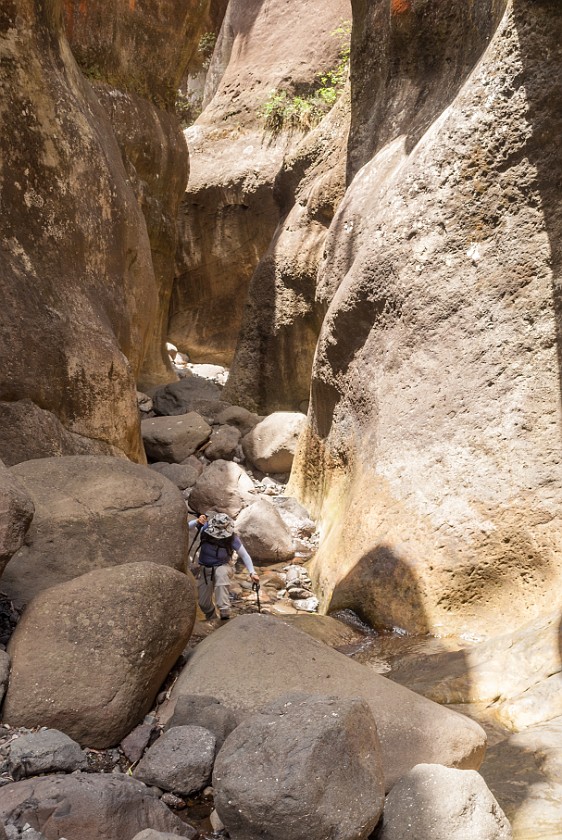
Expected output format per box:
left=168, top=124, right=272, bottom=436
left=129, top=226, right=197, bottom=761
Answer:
left=171, top=615, right=486, bottom=791
left=167, top=695, right=239, bottom=751
left=149, top=463, right=200, bottom=491
left=120, top=725, right=155, bottom=765
left=215, top=407, right=261, bottom=437
left=142, top=414, right=211, bottom=463
left=3, top=563, right=196, bottom=748
left=242, top=413, right=306, bottom=474
left=134, top=726, right=215, bottom=797
left=205, top=426, right=241, bottom=462
left=2, top=456, right=189, bottom=607
left=189, top=460, right=254, bottom=517
left=214, top=693, right=384, bottom=840
left=378, top=764, right=512, bottom=840
left=0, top=773, right=195, bottom=839
left=235, top=500, right=295, bottom=564
left=280, top=615, right=365, bottom=649
left=4, top=730, right=87, bottom=781
left=152, top=379, right=222, bottom=417
left=0, top=461, right=33, bottom=576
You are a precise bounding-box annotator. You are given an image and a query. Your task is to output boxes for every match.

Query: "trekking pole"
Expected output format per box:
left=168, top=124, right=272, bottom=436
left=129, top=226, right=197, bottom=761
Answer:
left=252, top=580, right=261, bottom=613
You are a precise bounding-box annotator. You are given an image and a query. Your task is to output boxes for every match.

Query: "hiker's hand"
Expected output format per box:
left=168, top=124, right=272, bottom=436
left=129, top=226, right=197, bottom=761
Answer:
left=250, top=573, right=260, bottom=583
left=197, top=514, right=207, bottom=525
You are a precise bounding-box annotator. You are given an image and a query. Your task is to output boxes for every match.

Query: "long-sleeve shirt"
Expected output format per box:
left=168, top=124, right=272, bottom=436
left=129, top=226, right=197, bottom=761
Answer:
left=188, top=519, right=256, bottom=575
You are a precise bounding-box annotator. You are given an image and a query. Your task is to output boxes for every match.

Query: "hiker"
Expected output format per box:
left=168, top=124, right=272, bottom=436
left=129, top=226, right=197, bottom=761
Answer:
left=188, top=512, right=259, bottom=621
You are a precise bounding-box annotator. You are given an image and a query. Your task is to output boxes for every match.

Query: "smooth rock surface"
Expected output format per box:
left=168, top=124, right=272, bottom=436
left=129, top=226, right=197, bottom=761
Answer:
left=171, top=615, right=487, bottom=790
left=149, top=463, right=200, bottom=491
left=214, top=693, right=384, bottom=840
left=215, top=407, right=261, bottom=437
left=235, top=500, right=295, bottom=563
left=378, top=764, right=512, bottom=840
left=3, top=456, right=189, bottom=607
left=0, top=773, right=195, bottom=839
left=134, top=726, right=215, bottom=796
left=3, top=563, right=196, bottom=748
left=142, top=414, right=211, bottom=463
left=5, top=730, right=87, bottom=781
left=242, top=413, right=306, bottom=474
left=189, top=460, right=254, bottom=517
left=290, top=0, right=562, bottom=639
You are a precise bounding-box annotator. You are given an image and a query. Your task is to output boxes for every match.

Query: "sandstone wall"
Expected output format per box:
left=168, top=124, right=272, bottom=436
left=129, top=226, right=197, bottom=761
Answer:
left=171, top=0, right=351, bottom=366
left=0, top=0, right=157, bottom=463
left=291, top=0, right=562, bottom=639
left=64, top=0, right=200, bottom=387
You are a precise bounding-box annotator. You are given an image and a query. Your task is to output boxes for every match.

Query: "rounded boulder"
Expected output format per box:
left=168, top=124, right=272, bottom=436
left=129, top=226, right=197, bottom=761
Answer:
left=235, top=499, right=295, bottom=563
left=241, top=412, right=306, bottom=474
left=3, top=562, right=197, bottom=748
left=2, top=456, right=189, bottom=606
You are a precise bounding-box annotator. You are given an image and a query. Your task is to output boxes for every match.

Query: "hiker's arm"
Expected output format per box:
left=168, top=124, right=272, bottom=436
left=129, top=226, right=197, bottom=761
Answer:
left=188, top=514, right=207, bottom=529
left=233, top=537, right=259, bottom=580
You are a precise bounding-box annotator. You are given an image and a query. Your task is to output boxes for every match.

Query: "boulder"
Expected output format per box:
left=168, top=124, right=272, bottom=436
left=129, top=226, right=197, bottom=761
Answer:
left=142, top=414, right=211, bottom=463
left=189, top=460, right=254, bottom=517
left=149, top=463, right=199, bottom=491
left=214, top=692, right=384, bottom=840
left=171, top=615, right=486, bottom=791
left=378, top=764, right=512, bottom=840
left=134, top=726, right=215, bottom=796
left=242, top=413, right=306, bottom=474
left=2, top=456, right=189, bottom=607
left=133, top=833, right=188, bottom=840
left=271, top=496, right=315, bottom=537
left=235, top=500, right=295, bottom=563
left=152, top=379, right=222, bottom=417
left=166, top=695, right=239, bottom=750
left=4, top=730, right=87, bottom=781
left=3, top=562, right=196, bottom=748
left=204, top=426, right=241, bottom=461
left=215, top=406, right=261, bottom=437
left=0, top=461, right=33, bottom=575
left=179, top=455, right=205, bottom=475
left=0, top=773, right=195, bottom=839
left=0, top=652, right=10, bottom=706
left=279, top=614, right=365, bottom=649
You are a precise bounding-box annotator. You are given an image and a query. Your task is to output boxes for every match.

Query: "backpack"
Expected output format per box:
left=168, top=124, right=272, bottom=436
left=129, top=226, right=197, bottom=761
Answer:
left=197, top=527, right=234, bottom=568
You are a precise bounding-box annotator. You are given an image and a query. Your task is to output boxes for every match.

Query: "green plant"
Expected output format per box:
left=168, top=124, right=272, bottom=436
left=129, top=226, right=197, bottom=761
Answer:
left=197, top=31, right=217, bottom=70
left=175, top=89, right=203, bottom=128
left=261, top=19, right=351, bottom=135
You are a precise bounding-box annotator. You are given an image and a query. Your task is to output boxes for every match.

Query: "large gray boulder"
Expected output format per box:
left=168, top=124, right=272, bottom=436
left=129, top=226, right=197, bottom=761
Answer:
left=204, top=425, right=241, bottom=461
left=3, top=563, right=197, bottom=748
left=189, top=460, right=254, bottom=517
left=151, top=377, right=222, bottom=416
left=378, top=764, right=512, bottom=840
left=242, top=412, right=306, bottom=474
left=215, top=406, right=261, bottom=437
left=166, top=695, right=239, bottom=751
left=0, top=460, right=34, bottom=576
left=235, top=499, right=295, bottom=563
left=134, top=726, right=215, bottom=796
left=171, top=615, right=486, bottom=790
left=4, top=729, right=87, bottom=781
left=2, top=456, right=188, bottom=607
left=149, top=462, right=200, bottom=491
left=0, top=773, right=196, bottom=839
left=142, top=414, right=211, bottom=463
left=214, top=692, right=384, bottom=840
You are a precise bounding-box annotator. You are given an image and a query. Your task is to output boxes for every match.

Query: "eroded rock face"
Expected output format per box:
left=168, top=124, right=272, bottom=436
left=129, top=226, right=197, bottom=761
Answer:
left=0, top=460, right=34, bottom=574
left=290, top=0, right=562, bottom=639
left=2, top=456, right=189, bottom=606
left=0, top=0, right=159, bottom=463
left=3, top=562, right=197, bottom=748
left=172, top=0, right=352, bottom=365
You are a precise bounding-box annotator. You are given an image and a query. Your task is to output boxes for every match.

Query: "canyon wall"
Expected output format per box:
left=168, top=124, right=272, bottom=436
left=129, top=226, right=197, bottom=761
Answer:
left=0, top=0, right=202, bottom=464
left=290, top=0, right=562, bottom=639
left=171, top=0, right=351, bottom=366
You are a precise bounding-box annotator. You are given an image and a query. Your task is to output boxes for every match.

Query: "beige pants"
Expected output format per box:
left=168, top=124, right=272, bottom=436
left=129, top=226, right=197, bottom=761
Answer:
left=196, top=563, right=232, bottom=619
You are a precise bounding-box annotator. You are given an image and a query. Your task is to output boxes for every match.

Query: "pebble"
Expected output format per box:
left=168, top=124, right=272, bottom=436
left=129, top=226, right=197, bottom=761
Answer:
left=161, top=791, right=186, bottom=809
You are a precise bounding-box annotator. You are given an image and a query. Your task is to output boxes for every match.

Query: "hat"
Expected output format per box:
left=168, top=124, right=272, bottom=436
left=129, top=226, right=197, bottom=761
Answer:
left=205, top=513, right=235, bottom=539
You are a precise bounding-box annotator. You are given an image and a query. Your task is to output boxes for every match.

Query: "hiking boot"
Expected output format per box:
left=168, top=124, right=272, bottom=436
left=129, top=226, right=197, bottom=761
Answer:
left=219, top=610, right=230, bottom=621
left=205, top=609, right=218, bottom=621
